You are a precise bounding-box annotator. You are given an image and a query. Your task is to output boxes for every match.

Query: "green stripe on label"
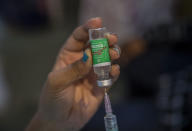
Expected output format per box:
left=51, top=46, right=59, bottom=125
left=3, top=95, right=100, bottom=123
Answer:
left=90, top=38, right=111, bottom=65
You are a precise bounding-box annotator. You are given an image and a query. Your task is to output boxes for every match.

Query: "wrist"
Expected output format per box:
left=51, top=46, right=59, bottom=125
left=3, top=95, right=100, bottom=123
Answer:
left=26, top=112, right=80, bottom=131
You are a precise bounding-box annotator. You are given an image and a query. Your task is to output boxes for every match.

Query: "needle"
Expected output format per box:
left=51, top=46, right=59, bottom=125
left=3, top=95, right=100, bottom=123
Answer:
left=104, top=89, right=119, bottom=131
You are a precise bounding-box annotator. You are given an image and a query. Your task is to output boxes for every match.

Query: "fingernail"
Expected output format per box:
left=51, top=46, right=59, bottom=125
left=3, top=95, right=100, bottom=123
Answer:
left=110, top=32, right=118, bottom=36
left=116, top=65, right=120, bottom=70
left=88, top=17, right=102, bottom=24
left=110, top=32, right=117, bottom=35
left=104, top=32, right=110, bottom=37
left=105, top=32, right=118, bottom=39
left=109, top=32, right=118, bottom=38
left=90, top=17, right=101, bottom=20
left=113, top=45, right=121, bottom=56
left=82, top=52, right=88, bottom=62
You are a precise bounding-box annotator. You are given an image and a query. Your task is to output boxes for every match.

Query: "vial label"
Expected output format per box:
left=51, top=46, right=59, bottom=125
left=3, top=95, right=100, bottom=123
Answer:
left=90, top=38, right=110, bottom=65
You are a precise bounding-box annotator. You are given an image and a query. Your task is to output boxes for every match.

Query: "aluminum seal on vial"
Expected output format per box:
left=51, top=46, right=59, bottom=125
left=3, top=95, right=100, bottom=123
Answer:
left=97, top=79, right=112, bottom=87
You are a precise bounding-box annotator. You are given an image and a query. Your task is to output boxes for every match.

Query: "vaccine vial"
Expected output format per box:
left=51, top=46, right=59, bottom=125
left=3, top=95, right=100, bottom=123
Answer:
left=89, top=28, right=112, bottom=87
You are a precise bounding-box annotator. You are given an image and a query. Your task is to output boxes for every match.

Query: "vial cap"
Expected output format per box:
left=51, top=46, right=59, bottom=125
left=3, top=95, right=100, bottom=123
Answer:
left=89, top=27, right=107, bottom=40
left=97, top=79, right=112, bottom=87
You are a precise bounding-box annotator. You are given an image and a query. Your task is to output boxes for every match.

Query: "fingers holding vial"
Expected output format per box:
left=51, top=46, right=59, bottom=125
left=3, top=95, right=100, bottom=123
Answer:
left=110, top=64, right=120, bottom=83
left=106, top=33, right=121, bottom=60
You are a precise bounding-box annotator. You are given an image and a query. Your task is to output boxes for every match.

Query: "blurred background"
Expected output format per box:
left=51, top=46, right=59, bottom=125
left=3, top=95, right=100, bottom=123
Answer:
left=0, top=0, right=192, bottom=131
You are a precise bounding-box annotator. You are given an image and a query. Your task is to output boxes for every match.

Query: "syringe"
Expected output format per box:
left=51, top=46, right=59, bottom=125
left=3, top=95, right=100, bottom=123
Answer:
left=104, top=92, right=119, bottom=131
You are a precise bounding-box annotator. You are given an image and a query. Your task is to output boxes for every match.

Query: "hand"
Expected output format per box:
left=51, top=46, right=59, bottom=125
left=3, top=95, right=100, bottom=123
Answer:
left=26, top=18, right=120, bottom=131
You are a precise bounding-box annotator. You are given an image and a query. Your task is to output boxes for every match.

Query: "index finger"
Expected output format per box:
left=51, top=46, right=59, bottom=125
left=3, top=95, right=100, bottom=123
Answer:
left=64, top=17, right=102, bottom=52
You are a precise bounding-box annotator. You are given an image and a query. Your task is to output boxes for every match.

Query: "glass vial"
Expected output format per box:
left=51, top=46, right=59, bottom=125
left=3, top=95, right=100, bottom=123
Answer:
left=89, top=28, right=112, bottom=87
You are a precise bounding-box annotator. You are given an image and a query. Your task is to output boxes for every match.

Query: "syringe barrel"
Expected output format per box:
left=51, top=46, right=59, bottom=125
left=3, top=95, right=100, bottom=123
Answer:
left=104, top=113, right=119, bottom=131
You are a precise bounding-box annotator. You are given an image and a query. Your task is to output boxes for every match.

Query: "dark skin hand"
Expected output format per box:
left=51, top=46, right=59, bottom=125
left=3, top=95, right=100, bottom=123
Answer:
left=26, top=18, right=120, bottom=131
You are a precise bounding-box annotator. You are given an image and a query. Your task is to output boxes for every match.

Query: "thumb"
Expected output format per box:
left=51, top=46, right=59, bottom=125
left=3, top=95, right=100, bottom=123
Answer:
left=48, top=49, right=92, bottom=90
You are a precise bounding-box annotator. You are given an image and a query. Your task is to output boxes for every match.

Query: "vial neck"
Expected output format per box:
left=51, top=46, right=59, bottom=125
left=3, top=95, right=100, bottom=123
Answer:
left=97, top=73, right=110, bottom=80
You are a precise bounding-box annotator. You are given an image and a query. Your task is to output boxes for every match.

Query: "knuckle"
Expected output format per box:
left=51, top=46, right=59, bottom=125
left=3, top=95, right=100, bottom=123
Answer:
left=47, top=72, right=53, bottom=81
left=71, top=62, right=85, bottom=79
left=113, top=45, right=121, bottom=56
left=47, top=72, right=55, bottom=87
left=72, top=26, right=88, bottom=42
left=111, top=65, right=120, bottom=76
left=110, top=49, right=120, bottom=59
